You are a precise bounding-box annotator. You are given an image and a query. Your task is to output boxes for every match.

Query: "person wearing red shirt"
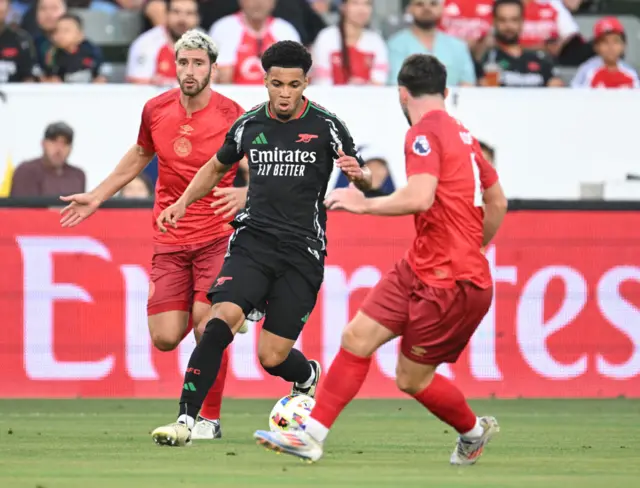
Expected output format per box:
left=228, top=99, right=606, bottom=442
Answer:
left=60, top=30, right=251, bottom=441
left=253, top=54, right=509, bottom=465
left=310, top=0, right=388, bottom=85
left=571, top=17, right=639, bottom=89
left=209, top=0, right=300, bottom=85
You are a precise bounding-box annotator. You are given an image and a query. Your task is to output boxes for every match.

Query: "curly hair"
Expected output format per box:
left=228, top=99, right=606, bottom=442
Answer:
left=261, top=40, right=313, bottom=74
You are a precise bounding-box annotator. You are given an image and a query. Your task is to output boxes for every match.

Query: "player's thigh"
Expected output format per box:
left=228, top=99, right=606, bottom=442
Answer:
left=261, top=259, right=323, bottom=344
left=192, top=236, right=228, bottom=308
left=207, top=251, right=272, bottom=325
left=341, top=311, right=398, bottom=358
left=400, top=281, right=494, bottom=366
left=147, top=250, right=193, bottom=351
left=357, top=260, right=413, bottom=345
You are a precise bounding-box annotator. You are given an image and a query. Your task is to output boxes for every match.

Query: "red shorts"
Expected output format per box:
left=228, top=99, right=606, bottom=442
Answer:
left=147, top=236, right=229, bottom=315
left=361, top=259, right=493, bottom=365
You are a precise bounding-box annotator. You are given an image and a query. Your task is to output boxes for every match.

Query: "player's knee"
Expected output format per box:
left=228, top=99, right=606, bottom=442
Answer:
left=341, top=323, right=374, bottom=357
left=150, top=332, right=181, bottom=352
left=258, top=348, right=288, bottom=369
left=210, top=303, right=244, bottom=329
left=395, top=363, right=435, bottom=395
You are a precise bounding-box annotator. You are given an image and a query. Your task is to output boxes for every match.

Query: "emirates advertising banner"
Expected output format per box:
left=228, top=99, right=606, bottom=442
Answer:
left=1, top=208, right=639, bottom=399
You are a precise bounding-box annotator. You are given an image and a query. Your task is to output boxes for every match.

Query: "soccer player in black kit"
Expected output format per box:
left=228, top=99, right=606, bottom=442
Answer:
left=151, top=40, right=372, bottom=446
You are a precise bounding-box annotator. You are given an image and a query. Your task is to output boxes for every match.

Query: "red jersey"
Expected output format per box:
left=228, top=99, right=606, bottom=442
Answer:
left=126, top=26, right=177, bottom=86
left=310, top=25, right=389, bottom=85
left=441, top=0, right=493, bottom=42
left=522, top=0, right=578, bottom=48
left=572, top=56, right=640, bottom=88
left=137, top=88, right=244, bottom=244
left=404, top=110, right=498, bottom=289
left=209, top=13, right=300, bottom=85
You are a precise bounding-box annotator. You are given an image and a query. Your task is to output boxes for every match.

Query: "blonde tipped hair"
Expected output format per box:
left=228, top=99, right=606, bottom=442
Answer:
left=174, top=29, right=219, bottom=63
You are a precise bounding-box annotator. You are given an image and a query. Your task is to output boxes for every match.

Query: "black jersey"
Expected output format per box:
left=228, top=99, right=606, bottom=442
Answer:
left=0, top=25, right=40, bottom=82
left=42, top=41, right=106, bottom=82
left=216, top=98, right=363, bottom=254
left=480, top=47, right=556, bottom=87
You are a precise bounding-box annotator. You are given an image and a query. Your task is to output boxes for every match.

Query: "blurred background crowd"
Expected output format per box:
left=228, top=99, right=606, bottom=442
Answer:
left=0, top=0, right=637, bottom=199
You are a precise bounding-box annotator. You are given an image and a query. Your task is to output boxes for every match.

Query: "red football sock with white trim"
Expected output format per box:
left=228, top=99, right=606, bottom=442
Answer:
left=305, top=348, right=372, bottom=442
left=413, top=373, right=477, bottom=434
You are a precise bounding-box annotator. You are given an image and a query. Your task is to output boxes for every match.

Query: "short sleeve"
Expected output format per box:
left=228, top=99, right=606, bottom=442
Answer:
left=209, top=17, right=239, bottom=66
left=553, top=0, right=579, bottom=40
left=216, top=116, right=247, bottom=165
left=472, top=140, right=498, bottom=189
left=370, top=33, right=389, bottom=85
left=404, top=126, right=441, bottom=178
left=137, top=102, right=155, bottom=153
left=126, top=35, right=154, bottom=81
left=332, top=116, right=364, bottom=166
left=310, top=28, right=334, bottom=85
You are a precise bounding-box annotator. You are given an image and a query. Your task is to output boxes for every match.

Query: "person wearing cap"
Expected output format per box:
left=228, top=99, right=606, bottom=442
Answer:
left=9, top=122, right=85, bottom=197
left=571, top=17, right=639, bottom=89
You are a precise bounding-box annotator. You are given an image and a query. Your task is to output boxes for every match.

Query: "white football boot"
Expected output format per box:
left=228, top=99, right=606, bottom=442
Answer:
left=450, top=416, right=500, bottom=465
left=191, top=416, right=222, bottom=440
left=254, top=429, right=324, bottom=463
left=151, top=422, right=192, bottom=447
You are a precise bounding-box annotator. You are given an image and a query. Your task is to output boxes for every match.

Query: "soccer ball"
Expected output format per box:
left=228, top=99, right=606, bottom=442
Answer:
left=269, top=394, right=315, bottom=432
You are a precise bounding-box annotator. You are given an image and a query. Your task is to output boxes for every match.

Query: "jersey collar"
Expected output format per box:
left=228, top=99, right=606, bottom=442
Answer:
left=266, top=97, right=310, bottom=121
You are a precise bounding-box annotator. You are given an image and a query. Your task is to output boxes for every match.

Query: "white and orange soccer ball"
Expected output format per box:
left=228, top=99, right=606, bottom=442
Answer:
left=269, top=394, right=316, bottom=432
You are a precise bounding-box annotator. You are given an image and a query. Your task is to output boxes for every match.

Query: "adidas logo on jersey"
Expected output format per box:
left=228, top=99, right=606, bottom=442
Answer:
left=252, top=133, right=268, bottom=145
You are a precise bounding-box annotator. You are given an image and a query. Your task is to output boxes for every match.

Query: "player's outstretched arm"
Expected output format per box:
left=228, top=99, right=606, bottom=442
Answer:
left=60, top=144, right=154, bottom=227
left=481, top=181, right=508, bottom=246
left=325, top=174, right=436, bottom=216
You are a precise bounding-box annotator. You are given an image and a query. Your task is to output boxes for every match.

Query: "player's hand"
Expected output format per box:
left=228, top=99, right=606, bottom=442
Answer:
left=211, top=186, right=248, bottom=219
left=59, top=193, right=101, bottom=228
left=324, top=188, right=368, bottom=214
left=156, top=200, right=186, bottom=233
left=336, top=149, right=364, bottom=182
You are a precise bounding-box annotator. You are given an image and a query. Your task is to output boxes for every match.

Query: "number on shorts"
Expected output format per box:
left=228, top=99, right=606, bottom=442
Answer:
left=470, top=153, right=483, bottom=207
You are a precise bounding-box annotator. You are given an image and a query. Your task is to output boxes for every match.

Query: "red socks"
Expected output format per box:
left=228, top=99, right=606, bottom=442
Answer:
left=309, top=347, right=372, bottom=429
left=413, top=373, right=477, bottom=434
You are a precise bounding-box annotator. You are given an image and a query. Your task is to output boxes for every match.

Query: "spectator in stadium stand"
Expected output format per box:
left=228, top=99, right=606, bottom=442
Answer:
left=387, top=0, right=476, bottom=86
left=20, top=0, right=65, bottom=66
left=478, top=0, right=563, bottom=87
left=310, top=0, right=388, bottom=85
left=126, top=0, right=199, bottom=85
left=142, top=0, right=168, bottom=30
left=571, top=17, right=639, bottom=89
left=41, top=13, right=108, bottom=82
left=208, top=0, right=301, bottom=84
left=118, top=175, right=153, bottom=199
left=10, top=122, right=86, bottom=198
left=307, top=0, right=331, bottom=14
left=440, top=0, right=493, bottom=64
left=196, top=0, right=324, bottom=46
left=0, top=0, right=41, bottom=81
left=334, top=145, right=396, bottom=197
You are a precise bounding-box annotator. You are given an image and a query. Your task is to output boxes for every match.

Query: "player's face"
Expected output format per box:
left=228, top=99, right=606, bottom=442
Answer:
left=494, top=4, right=523, bottom=45
left=42, top=136, right=72, bottom=168
left=240, top=0, right=276, bottom=23
left=408, top=0, right=443, bottom=30
left=176, top=49, right=213, bottom=97
left=0, top=0, right=8, bottom=24
left=54, top=19, right=82, bottom=51
left=167, top=0, right=200, bottom=41
left=37, top=0, right=65, bottom=32
left=265, top=67, right=308, bottom=120
left=595, top=33, right=625, bottom=65
left=342, top=0, right=372, bottom=28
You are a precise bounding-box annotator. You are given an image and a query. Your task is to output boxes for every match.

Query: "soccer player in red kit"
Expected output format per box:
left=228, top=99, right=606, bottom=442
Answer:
left=59, top=30, right=250, bottom=440
left=254, top=53, right=508, bottom=465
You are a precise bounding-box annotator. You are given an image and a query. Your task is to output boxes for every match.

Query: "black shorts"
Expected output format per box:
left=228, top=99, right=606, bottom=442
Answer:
left=207, top=227, right=324, bottom=341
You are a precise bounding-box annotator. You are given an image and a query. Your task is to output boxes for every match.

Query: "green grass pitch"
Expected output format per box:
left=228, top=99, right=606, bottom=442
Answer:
left=1, top=399, right=639, bottom=488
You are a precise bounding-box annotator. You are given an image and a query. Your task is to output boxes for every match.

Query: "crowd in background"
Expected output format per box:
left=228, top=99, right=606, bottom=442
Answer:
left=0, top=0, right=635, bottom=199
